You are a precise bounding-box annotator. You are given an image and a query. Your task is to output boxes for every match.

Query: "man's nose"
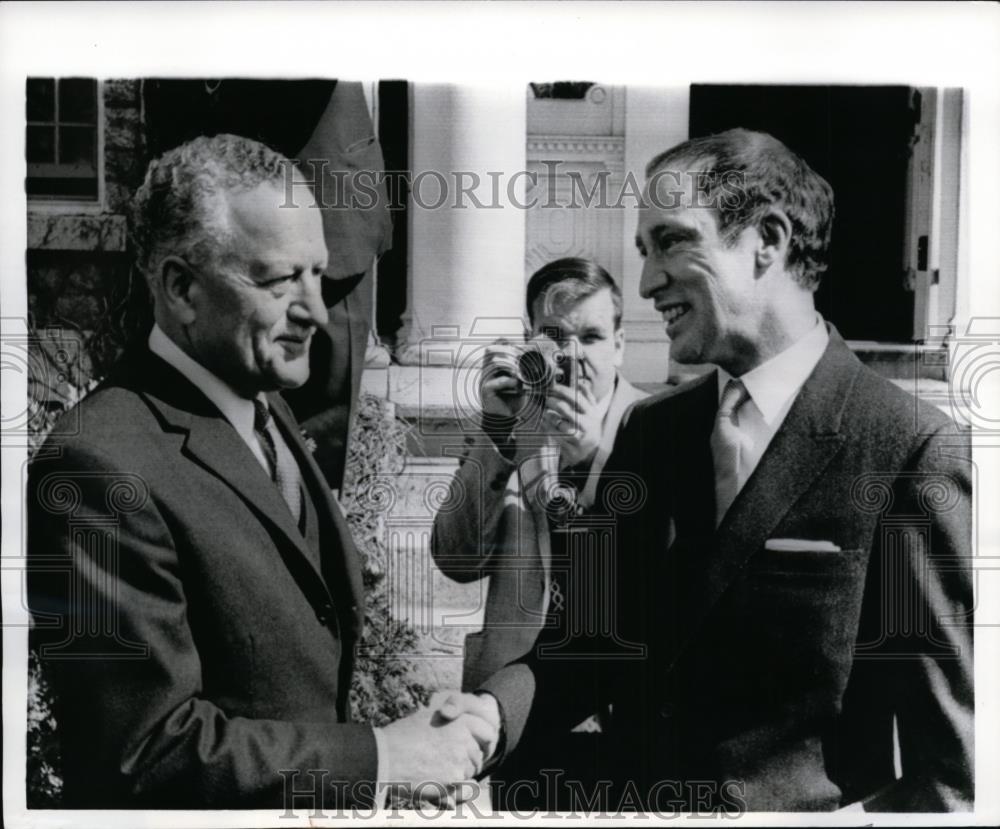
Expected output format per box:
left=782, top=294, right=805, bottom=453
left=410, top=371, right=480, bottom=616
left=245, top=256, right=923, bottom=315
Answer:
left=639, top=258, right=667, bottom=299
left=289, top=275, right=329, bottom=328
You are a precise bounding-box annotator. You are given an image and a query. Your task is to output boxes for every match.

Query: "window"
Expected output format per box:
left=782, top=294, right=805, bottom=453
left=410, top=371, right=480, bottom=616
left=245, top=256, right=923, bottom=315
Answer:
left=26, top=77, right=99, bottom=201
left=689, top=84, right=923, bottom=343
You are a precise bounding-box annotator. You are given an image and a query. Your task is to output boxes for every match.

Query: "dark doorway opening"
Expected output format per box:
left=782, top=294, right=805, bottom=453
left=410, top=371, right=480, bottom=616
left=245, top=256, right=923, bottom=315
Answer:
left=376, top=80, right=409, bottom=350
left=689, top=85, right=916, bottom=342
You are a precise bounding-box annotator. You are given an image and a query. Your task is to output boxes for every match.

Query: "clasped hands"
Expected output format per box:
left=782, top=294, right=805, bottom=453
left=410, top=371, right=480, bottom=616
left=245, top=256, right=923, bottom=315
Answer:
left=379, top=690, right=501, bottom=804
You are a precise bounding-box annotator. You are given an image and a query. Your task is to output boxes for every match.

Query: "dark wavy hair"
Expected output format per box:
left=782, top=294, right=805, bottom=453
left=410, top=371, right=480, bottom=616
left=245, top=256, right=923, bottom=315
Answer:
left=645, top=128, right=834, bottom=291
left=525, top=257, right=622, bottom=330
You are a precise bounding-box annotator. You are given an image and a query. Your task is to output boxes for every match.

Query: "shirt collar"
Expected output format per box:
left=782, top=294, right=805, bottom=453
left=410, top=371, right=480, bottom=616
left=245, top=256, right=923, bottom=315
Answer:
left=717, top=316, right=829, bottom=425
left=148, top=324, right=261, bottom=442
left=593, top=374, right=617, bottom=425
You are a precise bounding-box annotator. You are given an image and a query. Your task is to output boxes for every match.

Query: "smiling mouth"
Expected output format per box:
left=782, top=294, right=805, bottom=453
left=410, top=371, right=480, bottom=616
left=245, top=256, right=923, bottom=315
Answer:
left=660, top=302, right=692, bottom=327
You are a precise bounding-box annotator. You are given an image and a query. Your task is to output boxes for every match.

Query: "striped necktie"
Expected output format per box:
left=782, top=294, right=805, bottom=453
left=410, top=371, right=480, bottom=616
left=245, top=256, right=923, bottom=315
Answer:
left=252, top=398, right=303, bottom=523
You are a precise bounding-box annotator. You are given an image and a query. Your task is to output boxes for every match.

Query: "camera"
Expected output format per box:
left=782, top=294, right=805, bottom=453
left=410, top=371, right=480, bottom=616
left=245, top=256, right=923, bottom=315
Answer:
left=490, top=338, right=577, bottom=397
left=413, top=318, right=581, bottom=440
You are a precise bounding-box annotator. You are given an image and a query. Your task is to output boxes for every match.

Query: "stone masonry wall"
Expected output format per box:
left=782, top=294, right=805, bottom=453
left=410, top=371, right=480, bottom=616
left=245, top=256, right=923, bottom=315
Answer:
left=27, top=79, right=147, bottom=344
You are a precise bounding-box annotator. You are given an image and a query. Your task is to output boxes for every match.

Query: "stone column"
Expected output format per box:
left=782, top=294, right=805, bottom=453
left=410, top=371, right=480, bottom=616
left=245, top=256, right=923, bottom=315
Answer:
left=398, top=84, right=527, bottom=365
left=620, top=87, right=689, bottom=385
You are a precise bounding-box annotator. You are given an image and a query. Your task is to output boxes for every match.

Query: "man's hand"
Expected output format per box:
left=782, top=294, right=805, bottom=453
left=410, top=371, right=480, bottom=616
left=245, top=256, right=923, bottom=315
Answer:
left=542, top=381, right=603, bottom=469
left=379, top=697, right=498, bottom=802
left=432, top=691, right=502, bottom=765
left=480, top=340, right=526, bottom=421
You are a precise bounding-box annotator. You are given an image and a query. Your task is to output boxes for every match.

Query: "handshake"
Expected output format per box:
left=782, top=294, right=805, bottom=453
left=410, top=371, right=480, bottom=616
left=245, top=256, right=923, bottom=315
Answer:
left=377, top=690, right=501, bottom=804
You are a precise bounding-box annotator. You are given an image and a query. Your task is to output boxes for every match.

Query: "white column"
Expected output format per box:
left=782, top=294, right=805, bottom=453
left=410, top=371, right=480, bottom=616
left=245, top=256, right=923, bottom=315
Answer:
left=620, top=86, right=689, bottom=384
left=398, top=84, right=527, bottom=365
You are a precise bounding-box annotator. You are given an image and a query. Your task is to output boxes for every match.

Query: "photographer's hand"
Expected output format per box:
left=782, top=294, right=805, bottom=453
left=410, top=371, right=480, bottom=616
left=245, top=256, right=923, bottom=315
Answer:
left=543, top=382, right=603, bottom=469
left=480, top=340, right=528, bottom=454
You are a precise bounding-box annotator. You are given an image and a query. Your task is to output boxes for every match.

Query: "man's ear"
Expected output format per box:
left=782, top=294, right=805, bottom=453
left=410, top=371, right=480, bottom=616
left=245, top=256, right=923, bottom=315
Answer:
left=159, top=256, right=198, bottom=325
left=755, top=208, right=793, bottom=274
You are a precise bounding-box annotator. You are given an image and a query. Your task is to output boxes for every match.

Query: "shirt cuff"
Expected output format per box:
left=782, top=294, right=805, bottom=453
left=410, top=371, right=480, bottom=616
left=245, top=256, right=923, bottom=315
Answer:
left=473, top=690, right=506, bottom=774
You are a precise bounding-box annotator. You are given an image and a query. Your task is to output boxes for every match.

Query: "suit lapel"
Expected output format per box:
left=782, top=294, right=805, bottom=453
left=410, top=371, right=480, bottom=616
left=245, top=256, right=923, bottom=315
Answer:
left=133, top=349, right=333, bottom=596
left=581, top=375, right=646, bottom=507
left=661, top=330, right=860, bottom=671
left=268, top=394, right=365, bottom=627
left=667, top=372, right=718, bottom=543
left=720, top=330, right=858, bottom=545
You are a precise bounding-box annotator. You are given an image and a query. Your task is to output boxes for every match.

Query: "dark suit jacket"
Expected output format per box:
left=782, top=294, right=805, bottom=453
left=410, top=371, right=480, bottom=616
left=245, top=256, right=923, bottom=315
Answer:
left=482, top=328, right=974, bottom=812
left=27, top=346, right=374, bottom=808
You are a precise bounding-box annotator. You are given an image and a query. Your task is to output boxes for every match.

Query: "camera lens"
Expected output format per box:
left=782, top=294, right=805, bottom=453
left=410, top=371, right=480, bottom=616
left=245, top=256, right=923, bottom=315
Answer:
left=518, top=349, right=551, bottom=390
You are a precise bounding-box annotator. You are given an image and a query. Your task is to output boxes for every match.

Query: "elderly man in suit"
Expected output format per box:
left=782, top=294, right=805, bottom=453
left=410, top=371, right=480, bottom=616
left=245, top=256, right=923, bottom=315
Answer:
left=27, top=134, right=495, bottom=809
left=446, top=128, right=974, bottom=812
left=431, top=257, right=646, bottom=692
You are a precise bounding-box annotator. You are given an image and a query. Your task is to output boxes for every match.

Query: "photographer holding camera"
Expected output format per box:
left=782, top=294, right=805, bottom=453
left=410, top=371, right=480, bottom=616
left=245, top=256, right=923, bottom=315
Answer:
left=430, top=259, right=646, bottom=800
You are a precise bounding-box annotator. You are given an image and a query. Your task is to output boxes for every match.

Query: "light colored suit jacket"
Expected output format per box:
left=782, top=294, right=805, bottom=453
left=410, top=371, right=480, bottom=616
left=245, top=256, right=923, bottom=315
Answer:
left=431, top=375, right=647, bottom=690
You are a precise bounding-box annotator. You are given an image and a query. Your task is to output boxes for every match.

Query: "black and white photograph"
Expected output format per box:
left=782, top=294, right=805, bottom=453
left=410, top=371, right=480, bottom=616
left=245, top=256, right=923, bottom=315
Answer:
left=2, top=2, right=998, bottom=826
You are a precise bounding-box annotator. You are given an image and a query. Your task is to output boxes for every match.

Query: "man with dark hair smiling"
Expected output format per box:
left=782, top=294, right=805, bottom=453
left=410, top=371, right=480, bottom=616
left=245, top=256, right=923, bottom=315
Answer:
left=446, top=129, right=973, bottom=813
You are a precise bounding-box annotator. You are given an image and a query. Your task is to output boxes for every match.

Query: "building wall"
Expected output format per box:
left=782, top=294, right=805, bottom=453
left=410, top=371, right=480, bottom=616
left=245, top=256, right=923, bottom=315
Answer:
left=27, top=79, right=147, bottom=379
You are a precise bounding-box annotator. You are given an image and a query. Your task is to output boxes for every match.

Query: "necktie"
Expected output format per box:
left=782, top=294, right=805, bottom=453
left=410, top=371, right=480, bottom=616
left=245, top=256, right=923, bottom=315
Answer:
left=253, top=399, right=303, bottom=523
left=711, top=379, right=750, bottom=526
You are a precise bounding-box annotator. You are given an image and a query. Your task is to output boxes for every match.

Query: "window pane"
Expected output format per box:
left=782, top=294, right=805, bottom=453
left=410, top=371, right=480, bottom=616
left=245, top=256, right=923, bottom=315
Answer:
left=59, top=78, right=97, bottom=124
left=26, top=176, right=98, bottom=200
left=26, top=125, right=55, bottom=163
left=58, top=126, right=96, bottom=168
left=26, top=78, right=55, bottom=122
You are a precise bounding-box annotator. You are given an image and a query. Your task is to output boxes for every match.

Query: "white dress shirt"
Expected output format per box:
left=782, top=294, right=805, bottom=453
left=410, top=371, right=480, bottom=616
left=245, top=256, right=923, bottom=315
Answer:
left=715, top=317, right=830, bottom=497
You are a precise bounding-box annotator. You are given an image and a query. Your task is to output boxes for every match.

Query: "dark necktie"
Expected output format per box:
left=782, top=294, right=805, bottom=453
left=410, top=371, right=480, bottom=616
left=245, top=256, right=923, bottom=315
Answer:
left=253, top=399, right=303, bottom=523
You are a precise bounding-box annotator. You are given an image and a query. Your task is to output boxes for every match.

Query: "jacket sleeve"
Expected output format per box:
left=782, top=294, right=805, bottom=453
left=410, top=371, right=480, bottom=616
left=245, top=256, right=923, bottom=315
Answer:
left=859, top=423, right=974, bottom=811
left=479, top=402, right=643, bottom=760
left=27, top=441, right=378, bottom=809
left=429, top=434, right=516, bottom=583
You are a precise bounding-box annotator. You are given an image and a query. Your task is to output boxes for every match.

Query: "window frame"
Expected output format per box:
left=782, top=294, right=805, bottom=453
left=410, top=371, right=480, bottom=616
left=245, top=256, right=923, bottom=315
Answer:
left=26, top=78, right=105, bottom=212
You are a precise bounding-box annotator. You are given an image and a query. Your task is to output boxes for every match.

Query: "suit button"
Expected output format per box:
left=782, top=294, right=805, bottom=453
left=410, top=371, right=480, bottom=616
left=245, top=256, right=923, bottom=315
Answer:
left=659, top=703, right=675, bottom=720
left=317, top=603, right=334, bottom=625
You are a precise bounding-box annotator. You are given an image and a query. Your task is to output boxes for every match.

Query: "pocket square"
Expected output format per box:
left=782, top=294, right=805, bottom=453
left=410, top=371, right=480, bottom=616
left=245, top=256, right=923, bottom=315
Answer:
left=764, top=538, right=841, bottom=552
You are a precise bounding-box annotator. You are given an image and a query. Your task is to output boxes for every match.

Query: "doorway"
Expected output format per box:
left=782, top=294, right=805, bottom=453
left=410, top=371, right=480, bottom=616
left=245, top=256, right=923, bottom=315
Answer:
left=689, top=85, right=916, bottom=343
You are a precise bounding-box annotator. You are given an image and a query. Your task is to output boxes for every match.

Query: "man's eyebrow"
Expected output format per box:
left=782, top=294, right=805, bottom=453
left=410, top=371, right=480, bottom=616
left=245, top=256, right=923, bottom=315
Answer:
left=654, top=224, right=699, bottom=243
left=249, top=260, right=306, bottom=280
left=638, top=225, right=699, bottom=253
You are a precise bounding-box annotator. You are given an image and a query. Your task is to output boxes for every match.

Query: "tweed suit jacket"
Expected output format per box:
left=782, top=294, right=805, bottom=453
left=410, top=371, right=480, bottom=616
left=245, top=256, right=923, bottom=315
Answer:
left=27, top=345, right=374, bottom=808
left=482, top=328, right=974, bottom=812
left=431, top=376, right=646, bottom=691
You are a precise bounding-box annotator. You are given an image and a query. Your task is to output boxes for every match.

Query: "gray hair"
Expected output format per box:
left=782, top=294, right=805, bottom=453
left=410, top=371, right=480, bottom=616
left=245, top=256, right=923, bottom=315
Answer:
left=130, top=133, right=294, bottom=279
